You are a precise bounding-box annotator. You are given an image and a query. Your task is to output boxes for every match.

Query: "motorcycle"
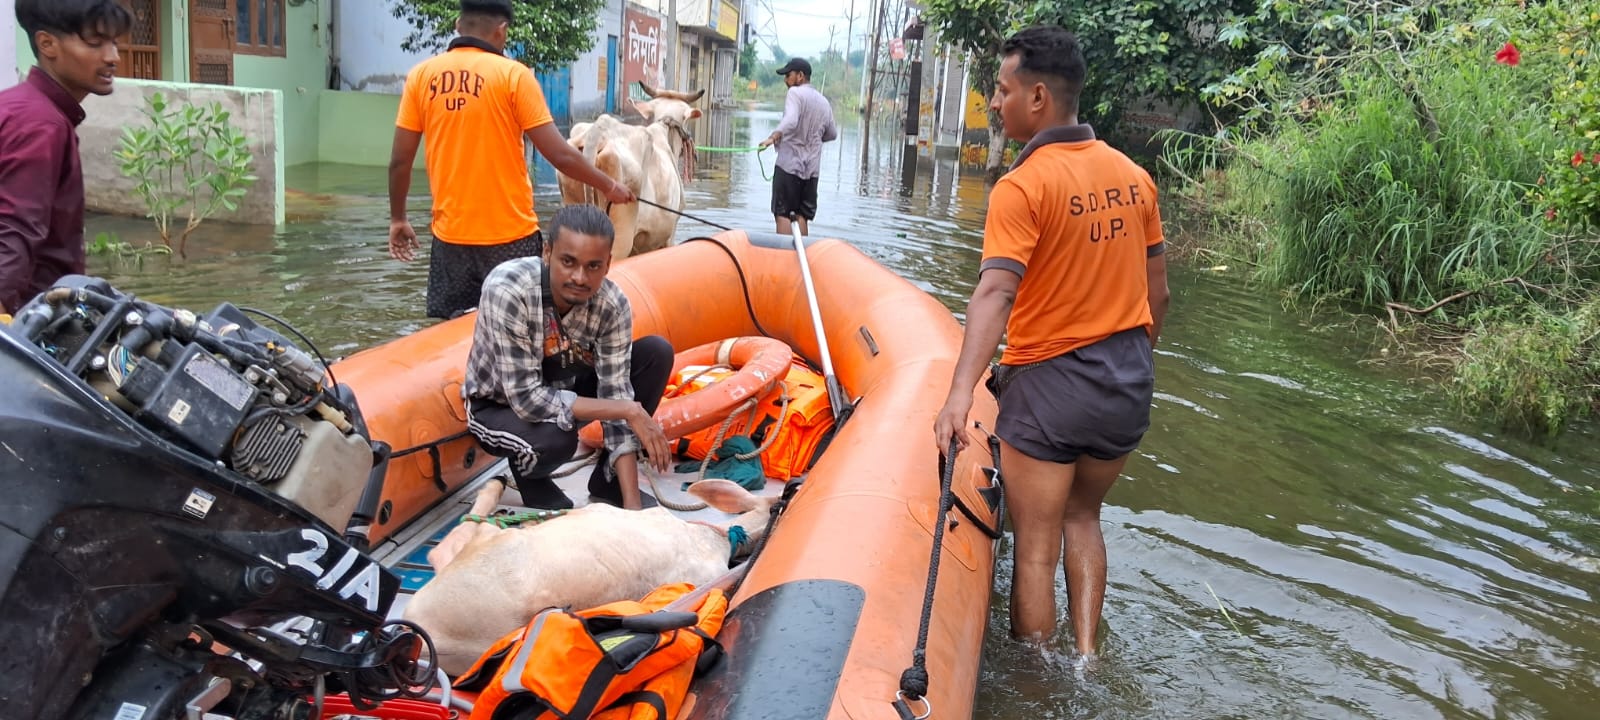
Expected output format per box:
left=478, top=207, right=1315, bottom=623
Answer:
left=0, top=276, right=433, bottom=720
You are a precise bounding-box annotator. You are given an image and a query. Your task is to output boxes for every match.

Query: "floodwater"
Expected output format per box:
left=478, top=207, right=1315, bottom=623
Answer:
left=85, top=109, right=1600, bottom=719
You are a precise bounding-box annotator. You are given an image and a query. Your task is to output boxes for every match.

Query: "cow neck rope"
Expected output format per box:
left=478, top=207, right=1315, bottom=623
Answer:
left=890, top=438, right=961, bottom=720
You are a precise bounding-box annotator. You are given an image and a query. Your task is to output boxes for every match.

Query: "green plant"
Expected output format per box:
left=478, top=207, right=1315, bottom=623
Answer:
left=1513, top=3, right=1600, bottom=228
left=115, top=92, right=256, bottom=257
left=388, top=0, right=606, bottom=70
left=1451, top=299, right=1600, bottom=438
left=86, top=231, right=173, bottom=270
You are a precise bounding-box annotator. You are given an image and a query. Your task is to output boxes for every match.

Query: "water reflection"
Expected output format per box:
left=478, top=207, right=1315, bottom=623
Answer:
left=84, top=109, right=1600, bottom=720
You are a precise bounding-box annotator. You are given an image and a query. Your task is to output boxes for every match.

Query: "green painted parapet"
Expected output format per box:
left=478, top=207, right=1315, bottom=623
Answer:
left=318, top=90, right=426, bottom=169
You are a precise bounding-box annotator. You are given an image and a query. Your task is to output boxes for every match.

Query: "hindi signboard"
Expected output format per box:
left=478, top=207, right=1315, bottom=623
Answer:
left=624, top=8, right=665, bottom=91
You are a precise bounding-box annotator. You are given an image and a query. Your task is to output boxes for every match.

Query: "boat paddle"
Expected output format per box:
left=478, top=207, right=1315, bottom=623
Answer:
left=786, top=213, right=850, bottom=423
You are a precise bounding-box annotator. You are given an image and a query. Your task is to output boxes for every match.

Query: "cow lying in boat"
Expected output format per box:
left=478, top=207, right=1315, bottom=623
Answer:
left=403, top=478, right=774, bottom=675
left=556, top=82, right=704, bottom=263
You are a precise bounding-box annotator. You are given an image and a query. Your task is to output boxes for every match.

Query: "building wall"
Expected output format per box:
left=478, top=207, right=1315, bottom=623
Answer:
left=232, top=0, right=331, bottom=166
left=81, top=79, right=284, bottom=225
left=319, top=89, right=423, bottom=168
left=569, top=0, right=624, bottom=121
left=336, top=0, right=622, bottom=125
left=3, top=0, right=17, bottom=86
left=334, top=2, right=430, bottom=94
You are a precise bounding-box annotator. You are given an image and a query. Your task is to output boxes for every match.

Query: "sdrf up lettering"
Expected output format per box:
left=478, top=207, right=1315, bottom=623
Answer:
left=428, top=70, right=486, bottom=111
left=1069, top=183, right=1144, bottom=242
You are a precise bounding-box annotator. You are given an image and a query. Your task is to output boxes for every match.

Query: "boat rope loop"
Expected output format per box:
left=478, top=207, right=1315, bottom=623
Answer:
left=461, top=508, right=569, bottom=529
left=892, top=438, right=960, bottom=720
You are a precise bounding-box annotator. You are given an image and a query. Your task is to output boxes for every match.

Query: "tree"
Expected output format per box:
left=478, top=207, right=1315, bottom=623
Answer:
left=923, top=0, right=1030, bottom=178
left=389, top=0, right=606, bottom=69
left=739, top=40, right=758, bottom=80
left=769, top=44, right=789, bottom=64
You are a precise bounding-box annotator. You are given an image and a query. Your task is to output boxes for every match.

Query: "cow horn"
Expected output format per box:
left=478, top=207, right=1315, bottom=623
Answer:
left=637, top=81, right=705, bottom=104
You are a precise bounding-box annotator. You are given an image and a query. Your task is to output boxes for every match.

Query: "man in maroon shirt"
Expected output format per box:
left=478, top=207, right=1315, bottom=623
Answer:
left=0, top=0, right=130, bottom=315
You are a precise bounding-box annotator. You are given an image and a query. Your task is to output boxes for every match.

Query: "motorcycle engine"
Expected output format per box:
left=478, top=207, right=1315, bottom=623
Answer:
left=0, top=277, right=433, bottom=720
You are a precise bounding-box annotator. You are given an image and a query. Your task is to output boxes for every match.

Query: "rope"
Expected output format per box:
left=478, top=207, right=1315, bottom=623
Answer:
left=663, top=363, right=733, bottom=399
left=461, top=508, right=568, bottom=529
left=892, top=438, right=960, bottom=720
left=754, top=147, right=773, bottom=182
left=694, top=384, right=789, bottom=479
left=646, top=470, right=709, bottom=512
left=635, top=198, right=732, bottom=232
left=693, top=145, right=763, bottom=153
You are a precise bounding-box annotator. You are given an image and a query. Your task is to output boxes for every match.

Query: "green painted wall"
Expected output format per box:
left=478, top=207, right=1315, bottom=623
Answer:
left=160, top=0, right=187, bottom=82
left=232, top=0, right=330, bottom=166
left=319, top=90, right=425, bottom=168
left=15, top=24, right=30, bottom=77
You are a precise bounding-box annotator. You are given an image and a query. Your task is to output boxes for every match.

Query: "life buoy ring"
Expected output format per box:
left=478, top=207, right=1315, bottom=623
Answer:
left=577, top=336, right=793, bottom=447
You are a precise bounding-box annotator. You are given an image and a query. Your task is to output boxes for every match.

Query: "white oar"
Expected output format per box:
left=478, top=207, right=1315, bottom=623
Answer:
left=787, top=216, right=850, bottom=422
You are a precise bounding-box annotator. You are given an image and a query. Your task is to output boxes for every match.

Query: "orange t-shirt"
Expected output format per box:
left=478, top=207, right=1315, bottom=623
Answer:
left=981, top=129, right=1164, bottom=365
left=397, top=46, right=554, bottom=245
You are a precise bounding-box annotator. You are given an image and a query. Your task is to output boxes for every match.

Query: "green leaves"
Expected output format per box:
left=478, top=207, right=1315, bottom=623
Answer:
left=388, top=0, right=606, bottom=70
left=115, top=91, right=259, bottom=256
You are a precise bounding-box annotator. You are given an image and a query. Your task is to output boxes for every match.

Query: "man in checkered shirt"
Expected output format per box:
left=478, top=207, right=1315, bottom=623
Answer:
left=463, top=204, right=673, bottom=510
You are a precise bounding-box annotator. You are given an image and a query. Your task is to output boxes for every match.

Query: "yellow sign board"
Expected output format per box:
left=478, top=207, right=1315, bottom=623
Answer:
left=964, top=89, right=989, bottom=131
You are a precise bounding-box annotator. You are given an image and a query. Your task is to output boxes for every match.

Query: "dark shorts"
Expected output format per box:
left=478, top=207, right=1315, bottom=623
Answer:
left=993, top=328, right=1155, bottom=464
left=771, top=166, right=819, bottom=221
left=426, top=231, right=543, bottom=320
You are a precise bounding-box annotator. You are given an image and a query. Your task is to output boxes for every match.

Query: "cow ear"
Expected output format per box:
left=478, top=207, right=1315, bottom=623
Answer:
left=633, top=98, right=657, bottom=121
left=688, top=108, right=703, bottom=120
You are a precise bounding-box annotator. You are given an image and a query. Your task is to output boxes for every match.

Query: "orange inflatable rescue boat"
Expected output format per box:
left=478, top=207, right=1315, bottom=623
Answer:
left=332, top=230, right=1003, bottom=719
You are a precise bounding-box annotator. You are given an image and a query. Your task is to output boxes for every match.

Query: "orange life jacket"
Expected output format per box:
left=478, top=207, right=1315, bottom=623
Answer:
left=455, top=583, right=727, bottom=720
left=674, top=356, right=836, bottom=480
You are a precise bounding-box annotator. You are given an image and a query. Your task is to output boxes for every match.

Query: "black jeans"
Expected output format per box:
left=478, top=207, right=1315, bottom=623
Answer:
left=467, top=335, right=674, bottom=506
left=426, top=231, right=543, bottom=320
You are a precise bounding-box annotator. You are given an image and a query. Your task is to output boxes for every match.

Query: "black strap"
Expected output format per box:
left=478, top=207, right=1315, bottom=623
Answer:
left=603, top=691, right=668, bottom=720
left=388, top=429, right=474, bottom=492
left=452, top=640, right=517, bottom=692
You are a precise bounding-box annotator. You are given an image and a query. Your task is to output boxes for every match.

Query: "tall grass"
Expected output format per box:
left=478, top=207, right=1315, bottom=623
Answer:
left=1258, top=43, right=1561, bottom=314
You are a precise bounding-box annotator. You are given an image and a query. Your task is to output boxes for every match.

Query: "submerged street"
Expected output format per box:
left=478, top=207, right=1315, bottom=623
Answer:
left=85, top=108, right=1600, bottom=720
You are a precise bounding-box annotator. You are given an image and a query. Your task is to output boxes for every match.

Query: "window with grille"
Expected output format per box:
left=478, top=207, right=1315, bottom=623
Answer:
left=236, top=0, right=286, bottom=57
left=117, top=0, right=161, bottom=80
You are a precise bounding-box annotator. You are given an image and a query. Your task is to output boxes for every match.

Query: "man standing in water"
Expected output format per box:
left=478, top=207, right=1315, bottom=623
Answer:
left=388, top=0, right=635, bottom=320
left=758, top=57, right=837, bottom=237
left=934, top=26, right=1171, bottom=658
left=0, top=0, right=131, bottom=317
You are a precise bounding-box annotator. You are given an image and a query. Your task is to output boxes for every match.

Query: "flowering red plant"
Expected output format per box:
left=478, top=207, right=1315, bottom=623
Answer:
left=1495, top=42, right=1521, bottom=66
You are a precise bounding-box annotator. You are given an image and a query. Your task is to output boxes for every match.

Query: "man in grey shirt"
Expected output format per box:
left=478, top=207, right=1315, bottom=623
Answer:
left=759, top=57, right=838, bottom=236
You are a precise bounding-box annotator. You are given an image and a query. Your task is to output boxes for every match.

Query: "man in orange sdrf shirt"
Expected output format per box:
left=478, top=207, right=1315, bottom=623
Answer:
left=388, top=0, right=635, bottom=320
left=935, top=25, right=1172, bottom=660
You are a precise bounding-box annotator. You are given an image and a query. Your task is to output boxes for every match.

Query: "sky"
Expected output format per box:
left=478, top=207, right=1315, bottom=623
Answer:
left=752, top=0, right=870, bottom=61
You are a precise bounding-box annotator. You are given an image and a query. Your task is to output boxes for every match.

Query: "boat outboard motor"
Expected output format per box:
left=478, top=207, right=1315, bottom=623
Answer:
left=0, top=276, right=433, bottom=720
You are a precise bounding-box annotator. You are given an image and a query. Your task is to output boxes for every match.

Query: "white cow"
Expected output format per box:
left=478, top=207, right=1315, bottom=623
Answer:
left=557, top=82, right=704, bottom=262
left=403, top=477, right=774, bottom=675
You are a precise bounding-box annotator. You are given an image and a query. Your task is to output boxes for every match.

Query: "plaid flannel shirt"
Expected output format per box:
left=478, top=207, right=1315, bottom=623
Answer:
left=463, top=257, right=641, bottom=459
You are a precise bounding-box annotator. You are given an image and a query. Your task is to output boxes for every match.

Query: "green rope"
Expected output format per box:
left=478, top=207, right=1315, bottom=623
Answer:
left=692, top=145, right=773, bottom=181
left=461, top=508, right=569, bottom=529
